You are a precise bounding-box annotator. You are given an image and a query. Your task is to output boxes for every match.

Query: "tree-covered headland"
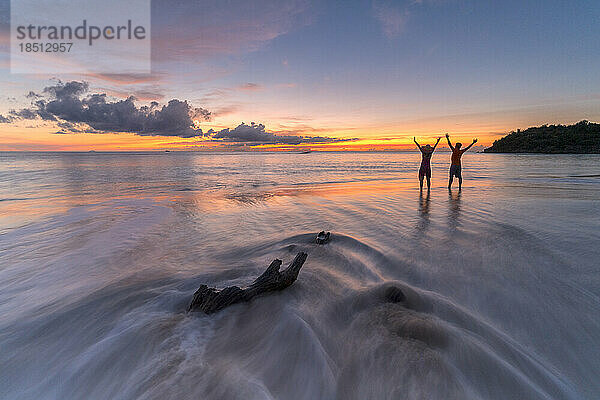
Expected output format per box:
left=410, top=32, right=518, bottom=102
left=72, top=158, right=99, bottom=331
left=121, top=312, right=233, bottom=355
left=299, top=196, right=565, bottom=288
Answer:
left=484, top=121, right=600, bottom=153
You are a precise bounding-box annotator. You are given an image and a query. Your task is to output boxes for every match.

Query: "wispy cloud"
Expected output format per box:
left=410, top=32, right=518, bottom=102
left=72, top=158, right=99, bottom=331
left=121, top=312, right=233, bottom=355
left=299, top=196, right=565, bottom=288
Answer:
left=210, top=104, right=241, bottom=117
left=276, top=83, right=297, bottom=89
left=100, top=87, right=166, bottom=102
left=237, top=83, right=263, bottom=92
left=151, top=0, right=314, bottom=62
left=372, top=1, right=409, bottom=38
left=82, top=73, right=165, bottom=85
left=372, top=0, right=430, bottom=38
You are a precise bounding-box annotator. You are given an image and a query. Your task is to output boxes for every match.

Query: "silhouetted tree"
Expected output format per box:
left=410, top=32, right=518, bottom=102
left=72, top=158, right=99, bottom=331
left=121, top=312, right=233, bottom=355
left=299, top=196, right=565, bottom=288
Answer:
left=484, top=121, right=600, bottom=153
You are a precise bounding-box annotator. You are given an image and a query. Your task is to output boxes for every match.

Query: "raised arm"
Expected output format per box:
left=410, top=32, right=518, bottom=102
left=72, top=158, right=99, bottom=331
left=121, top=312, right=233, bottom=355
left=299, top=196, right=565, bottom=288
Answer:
left=413, top=137, right=422, bottom=151
left=445, top=133, right=454, bottom=151
left=462, top=138, right=478, bottom=152
left=432, top=137, right=441, bottom=151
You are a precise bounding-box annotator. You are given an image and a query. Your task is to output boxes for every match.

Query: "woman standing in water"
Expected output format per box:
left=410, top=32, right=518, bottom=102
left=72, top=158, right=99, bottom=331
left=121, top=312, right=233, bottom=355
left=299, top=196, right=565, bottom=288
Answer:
left=414, top=136, right=441, bottom=190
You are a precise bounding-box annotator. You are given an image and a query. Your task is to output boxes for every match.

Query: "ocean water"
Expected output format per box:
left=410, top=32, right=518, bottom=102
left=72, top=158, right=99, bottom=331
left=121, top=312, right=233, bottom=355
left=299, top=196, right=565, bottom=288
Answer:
left=0, top=151, right=599, bottom=400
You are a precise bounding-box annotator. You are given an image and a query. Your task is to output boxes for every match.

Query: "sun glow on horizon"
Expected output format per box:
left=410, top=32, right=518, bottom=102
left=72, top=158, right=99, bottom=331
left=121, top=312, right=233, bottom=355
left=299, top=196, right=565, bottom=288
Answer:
left=0, top=122, right=505, bottom=152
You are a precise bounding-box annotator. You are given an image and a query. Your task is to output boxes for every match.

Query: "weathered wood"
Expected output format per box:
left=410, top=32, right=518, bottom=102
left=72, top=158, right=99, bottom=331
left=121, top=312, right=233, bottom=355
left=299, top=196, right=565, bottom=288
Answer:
left=316, top=231, right=330, bottom=244
left=188, top=252, right=308, bottom=314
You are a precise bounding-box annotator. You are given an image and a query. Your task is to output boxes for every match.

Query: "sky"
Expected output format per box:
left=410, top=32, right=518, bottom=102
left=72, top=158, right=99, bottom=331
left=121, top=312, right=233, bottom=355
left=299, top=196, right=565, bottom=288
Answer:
left=0, top=0, right=599, bottom=151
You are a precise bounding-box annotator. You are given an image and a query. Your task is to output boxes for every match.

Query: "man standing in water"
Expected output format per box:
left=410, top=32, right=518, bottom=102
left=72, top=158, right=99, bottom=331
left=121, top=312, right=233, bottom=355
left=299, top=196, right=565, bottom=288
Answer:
left=446, top=133, right=477, bottom=190
left=414, top=136, right=441, bottom=190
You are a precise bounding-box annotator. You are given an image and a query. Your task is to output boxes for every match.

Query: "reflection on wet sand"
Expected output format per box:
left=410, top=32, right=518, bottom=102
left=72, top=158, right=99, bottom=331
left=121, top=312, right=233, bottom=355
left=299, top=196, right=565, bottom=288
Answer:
left=419, top=189, right=431, bottom=216
left=415, top=189, right=431, bottom=234
left=447, top=188, right=462, bottom=228
left=171, top=178, right=420, bottom=214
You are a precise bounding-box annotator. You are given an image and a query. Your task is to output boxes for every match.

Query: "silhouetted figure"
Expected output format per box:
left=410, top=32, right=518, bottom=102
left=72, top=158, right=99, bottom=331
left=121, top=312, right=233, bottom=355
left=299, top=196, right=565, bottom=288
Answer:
left=414, top=136, right=441, bottom=190
left=445, top=133, right=477, bottom=190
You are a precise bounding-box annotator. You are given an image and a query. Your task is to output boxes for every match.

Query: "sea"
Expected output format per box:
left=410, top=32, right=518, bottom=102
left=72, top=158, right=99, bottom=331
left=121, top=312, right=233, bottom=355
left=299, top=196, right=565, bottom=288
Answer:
left=1, top=151, right=599, bottom=400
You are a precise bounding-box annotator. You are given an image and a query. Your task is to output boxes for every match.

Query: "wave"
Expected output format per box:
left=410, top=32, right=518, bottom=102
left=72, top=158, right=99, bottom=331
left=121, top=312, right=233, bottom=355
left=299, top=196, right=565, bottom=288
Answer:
left=1, top=229, right=582, bottom=399
left=187, top=233, right=577, bottom=400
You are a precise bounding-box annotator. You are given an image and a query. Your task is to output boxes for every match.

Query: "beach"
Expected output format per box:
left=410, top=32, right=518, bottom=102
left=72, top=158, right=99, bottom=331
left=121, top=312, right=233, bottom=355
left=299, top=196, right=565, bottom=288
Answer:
left=1, top=151, right=599, bottom=399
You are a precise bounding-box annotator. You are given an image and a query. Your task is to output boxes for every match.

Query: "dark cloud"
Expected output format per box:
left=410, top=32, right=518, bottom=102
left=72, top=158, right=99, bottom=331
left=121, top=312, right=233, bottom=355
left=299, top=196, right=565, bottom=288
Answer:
left=54, top=121, right=100, bottom=134
left=57, top=121, right=76, bottom=130
left=3, top=80, right=355, bottom=145
left=26, top=91, right=42, bottom=99
left=7, top=80, right=211, bottom=138
left=212, top=122, right=356, bottom=145
left=9, top=108, right=44, bottom=120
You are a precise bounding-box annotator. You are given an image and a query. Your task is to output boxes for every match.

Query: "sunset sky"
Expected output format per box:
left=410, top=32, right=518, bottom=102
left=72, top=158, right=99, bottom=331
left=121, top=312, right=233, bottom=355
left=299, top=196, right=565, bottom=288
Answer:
left=1, top=0, right=599, bottom=151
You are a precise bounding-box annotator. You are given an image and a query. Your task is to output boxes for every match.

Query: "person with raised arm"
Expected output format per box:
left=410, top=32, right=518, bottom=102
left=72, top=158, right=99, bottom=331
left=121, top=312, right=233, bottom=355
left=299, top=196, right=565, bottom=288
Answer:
left=414, top=136, right=441, bottom=191
left=445, top=133, right=477, bottom=190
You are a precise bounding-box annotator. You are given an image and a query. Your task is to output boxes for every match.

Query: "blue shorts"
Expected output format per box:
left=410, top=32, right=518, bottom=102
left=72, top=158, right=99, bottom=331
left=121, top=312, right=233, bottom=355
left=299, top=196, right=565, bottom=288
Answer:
left=449, top=164, right=461, bottom=178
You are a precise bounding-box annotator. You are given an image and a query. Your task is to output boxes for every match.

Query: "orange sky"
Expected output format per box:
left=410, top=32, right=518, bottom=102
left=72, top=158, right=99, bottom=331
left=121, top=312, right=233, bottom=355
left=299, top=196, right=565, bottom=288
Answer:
left=0, top=123, right=498, bottom=152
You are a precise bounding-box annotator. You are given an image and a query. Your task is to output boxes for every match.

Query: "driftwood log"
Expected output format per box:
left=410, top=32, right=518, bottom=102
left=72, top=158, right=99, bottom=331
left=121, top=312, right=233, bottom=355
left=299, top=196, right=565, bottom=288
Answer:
left=316, top=231, right=330, bottom=244
left=188, top=252, right=308, bottom=314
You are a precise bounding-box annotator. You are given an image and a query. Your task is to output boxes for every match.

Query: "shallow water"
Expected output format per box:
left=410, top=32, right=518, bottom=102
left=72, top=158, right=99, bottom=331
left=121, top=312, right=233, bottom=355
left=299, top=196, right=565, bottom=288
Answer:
left=1, top=151, right=599, bottom=399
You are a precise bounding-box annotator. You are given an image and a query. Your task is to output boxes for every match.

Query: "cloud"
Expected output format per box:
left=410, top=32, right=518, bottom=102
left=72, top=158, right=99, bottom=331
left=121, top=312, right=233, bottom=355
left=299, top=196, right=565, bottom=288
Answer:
left=211, top=122, right=356, bottom=145
left=237, top=83, right=263, bottom=91
left=102, top=87, right=165, bottom=101
left=26, top=91, right=42, bottom=99
left=372, top=1, right=409, bottom=38
left=7, top=80, right=211, bottom=138
left=82, top=73, right=165, bottom=85
left=9, top=108, right=46, bottom=120
left=54, top=121, right=100, bottom=134
left=2, top=80, right=356, bottom=146
left=372, top=0, right=432, bottom=38
left=0, top=0, right=7, bottom=51
left=199, top=88, right=230, bottom=103
left=211, top=104, right=241, bottom=117
left=1, top=1, right=316, bottom=74
left=131, top=89, right=166, bottom=101
left=151, top=0, right=314, bottom=61
left=276, top=83, right=297, bottom=89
